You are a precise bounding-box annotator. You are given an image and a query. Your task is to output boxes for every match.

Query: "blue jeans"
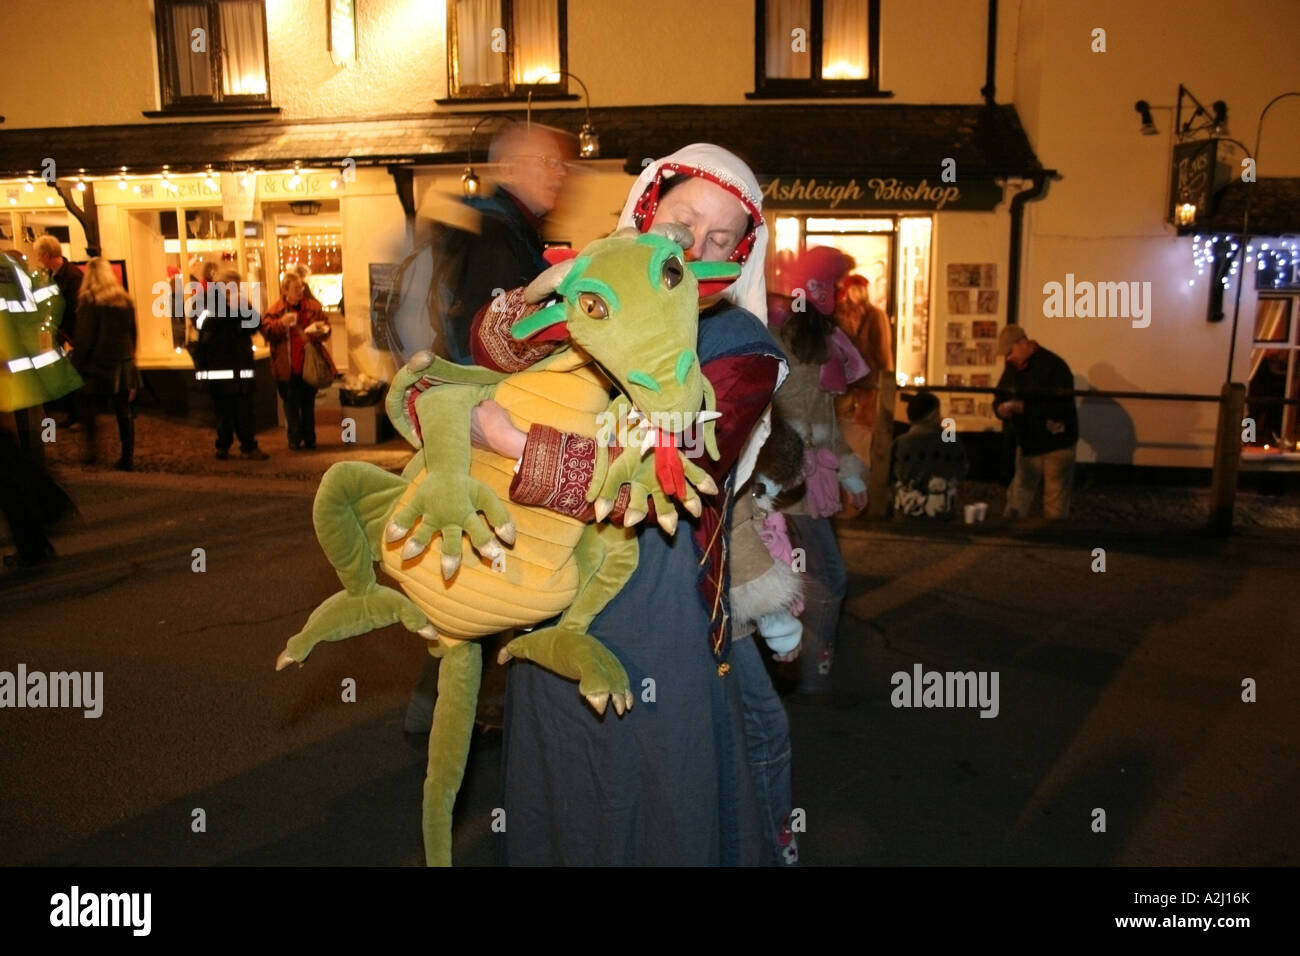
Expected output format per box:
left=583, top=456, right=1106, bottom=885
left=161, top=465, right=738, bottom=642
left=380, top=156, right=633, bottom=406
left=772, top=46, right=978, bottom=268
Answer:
left=730, top=635, right=793, bottom=865
left=786, top=514, right=847, bottom=695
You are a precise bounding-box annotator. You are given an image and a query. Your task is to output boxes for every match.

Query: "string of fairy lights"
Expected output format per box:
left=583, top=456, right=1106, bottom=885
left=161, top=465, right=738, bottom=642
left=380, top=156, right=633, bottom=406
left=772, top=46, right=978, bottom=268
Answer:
left=5, top=163, right=349, bottom=205
left=1190, top=233, right=1299, bottom=288
left=280, top=233, right=341, bottom=270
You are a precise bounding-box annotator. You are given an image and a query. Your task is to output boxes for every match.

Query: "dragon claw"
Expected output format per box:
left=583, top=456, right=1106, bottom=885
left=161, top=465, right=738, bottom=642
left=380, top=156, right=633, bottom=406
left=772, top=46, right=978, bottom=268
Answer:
left=586, top=692, right=610, bottom=715
left=496, top=521, right=516, bottom=546
left=593, top=497, right=614, bottom=522
left=480, top=540, right=503, bottom=561
left=657, top=509, right=678, bottom=535
left=497, top=646, right=513, bottom=665
left=696, top=474, right=718, bottom=496
left=406, top=350, right=435, bottom=372
left=682, top=495, right=702, bottom=518
left=440, top=553, right=461, bottom=580
left=418, top=624, right=438, bottom=641
left=275, top=649, right=298, bottom=671
left=384, top=521, right=409, bottom=543
left=401, top=537, right=426, bottom=560
left=623, top=508, right=647, bottom=526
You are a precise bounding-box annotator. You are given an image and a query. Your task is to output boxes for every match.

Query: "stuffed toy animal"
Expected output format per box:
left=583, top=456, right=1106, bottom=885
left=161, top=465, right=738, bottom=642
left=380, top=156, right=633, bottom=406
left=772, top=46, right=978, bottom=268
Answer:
left=275, top=223, right=738, bottom=865
left=730, top=411, right=807, bottom=654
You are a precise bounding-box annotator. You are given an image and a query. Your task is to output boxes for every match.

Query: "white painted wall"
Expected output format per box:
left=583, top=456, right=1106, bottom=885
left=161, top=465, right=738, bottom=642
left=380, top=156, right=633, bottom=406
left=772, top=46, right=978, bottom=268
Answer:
left=1012, top=0, right=1300, bottom=465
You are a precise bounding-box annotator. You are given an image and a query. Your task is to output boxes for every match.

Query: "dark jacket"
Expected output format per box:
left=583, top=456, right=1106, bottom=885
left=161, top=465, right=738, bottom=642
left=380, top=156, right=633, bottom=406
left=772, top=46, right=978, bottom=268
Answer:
left=198, top=307, right=258, bottom=393
left=994, top=344, right=1078, bottom=456
left=51, top=260, right=84, bottom=343
left=74, top=300, right=137, bottom=368
left=892, top=419, right=969, bottom=487
left=440, top=188, right=547, bottom=364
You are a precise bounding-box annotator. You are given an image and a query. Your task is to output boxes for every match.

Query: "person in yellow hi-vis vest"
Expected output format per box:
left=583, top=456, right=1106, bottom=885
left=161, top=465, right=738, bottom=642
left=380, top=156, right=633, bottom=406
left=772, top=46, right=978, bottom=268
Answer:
left=0, top=250, right=82, bottom=568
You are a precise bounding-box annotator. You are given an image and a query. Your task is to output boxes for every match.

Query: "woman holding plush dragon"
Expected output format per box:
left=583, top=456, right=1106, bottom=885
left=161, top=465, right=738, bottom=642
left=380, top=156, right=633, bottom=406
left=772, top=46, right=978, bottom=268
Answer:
left=466, top=145, right=789, bottom=865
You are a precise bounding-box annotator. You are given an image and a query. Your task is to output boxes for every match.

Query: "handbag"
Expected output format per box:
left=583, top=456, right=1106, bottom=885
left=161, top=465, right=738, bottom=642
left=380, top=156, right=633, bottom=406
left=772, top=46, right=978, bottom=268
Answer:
left=302, top=340, right=334, bottom=389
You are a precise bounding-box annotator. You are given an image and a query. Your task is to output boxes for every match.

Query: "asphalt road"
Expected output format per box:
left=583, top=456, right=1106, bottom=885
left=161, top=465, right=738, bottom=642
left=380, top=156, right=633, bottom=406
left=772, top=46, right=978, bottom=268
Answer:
left=1, top=470, right=1296, bottom=866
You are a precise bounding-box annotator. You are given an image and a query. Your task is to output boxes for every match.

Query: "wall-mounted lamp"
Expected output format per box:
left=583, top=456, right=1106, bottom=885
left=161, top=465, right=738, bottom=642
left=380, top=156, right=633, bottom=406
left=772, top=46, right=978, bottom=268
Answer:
left=1135, top=100, right=1158, bottom=136
left=1176, top=84, right=1228, bottom=140
left=327, top=0, right=357, bottom=68
left=1175, top=202, right=1197, bottom=227
left=526, top=70, right=600, bottom=159
left=462, top=114, right=509, bottom=197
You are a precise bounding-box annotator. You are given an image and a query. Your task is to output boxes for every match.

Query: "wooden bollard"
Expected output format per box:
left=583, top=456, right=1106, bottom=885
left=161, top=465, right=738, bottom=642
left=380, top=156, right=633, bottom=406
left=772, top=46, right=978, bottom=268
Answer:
left=1207, top=382, right=1246, bottom=535
left=866, top=376, right=897, bottom=519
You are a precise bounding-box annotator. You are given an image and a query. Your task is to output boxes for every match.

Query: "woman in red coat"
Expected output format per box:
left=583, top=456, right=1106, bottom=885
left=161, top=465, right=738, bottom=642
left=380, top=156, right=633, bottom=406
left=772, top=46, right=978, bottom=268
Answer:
left=260, top=272, right=333, bottom=450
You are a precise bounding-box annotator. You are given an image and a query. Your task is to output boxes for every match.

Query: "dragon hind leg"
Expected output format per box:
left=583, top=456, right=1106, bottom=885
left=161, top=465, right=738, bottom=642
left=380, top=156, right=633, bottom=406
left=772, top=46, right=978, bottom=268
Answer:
left=499, top=523, right=638, bottom=716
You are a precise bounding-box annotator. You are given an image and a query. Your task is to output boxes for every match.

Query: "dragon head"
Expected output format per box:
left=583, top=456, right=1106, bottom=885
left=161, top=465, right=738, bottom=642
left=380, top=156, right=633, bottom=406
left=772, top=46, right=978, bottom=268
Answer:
left=512, top=224, right=739, bottom=427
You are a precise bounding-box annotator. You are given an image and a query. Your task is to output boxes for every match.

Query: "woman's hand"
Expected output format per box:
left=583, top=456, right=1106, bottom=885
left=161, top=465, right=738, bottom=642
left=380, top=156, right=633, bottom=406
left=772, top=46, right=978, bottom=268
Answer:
left=471, top=399, right=527, bottom=460
left=844, top=488, right=868, bottom=511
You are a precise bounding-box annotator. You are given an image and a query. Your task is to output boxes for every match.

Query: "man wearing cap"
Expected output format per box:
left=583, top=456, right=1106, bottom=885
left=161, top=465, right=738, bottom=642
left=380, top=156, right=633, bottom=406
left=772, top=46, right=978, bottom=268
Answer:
left=993, top=324, right=1078, bottom=518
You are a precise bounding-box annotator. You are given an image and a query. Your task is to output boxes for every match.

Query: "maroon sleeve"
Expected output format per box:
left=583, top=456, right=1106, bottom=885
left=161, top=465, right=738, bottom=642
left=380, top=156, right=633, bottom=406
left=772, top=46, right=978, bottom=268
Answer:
left=508, top=354, right=782, bottom=524
left=470, top=286, right=561, bottom=372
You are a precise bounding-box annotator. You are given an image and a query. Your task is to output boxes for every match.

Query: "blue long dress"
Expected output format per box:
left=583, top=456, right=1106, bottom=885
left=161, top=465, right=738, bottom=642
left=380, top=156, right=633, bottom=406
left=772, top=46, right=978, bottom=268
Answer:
left=501, top=304, right=782, bottom=865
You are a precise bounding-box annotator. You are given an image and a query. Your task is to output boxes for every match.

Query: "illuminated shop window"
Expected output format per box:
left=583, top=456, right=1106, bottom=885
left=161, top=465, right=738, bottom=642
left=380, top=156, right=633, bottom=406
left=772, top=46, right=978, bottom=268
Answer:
left=156, top=1, right=271, bottom=110
left=754, top=0, right=881, bottom=97
left=768, top=214, right=932, bottom=387
left=1246, top=297, right=1299, bottom=452
left=449, top=0, right=566, bottom=99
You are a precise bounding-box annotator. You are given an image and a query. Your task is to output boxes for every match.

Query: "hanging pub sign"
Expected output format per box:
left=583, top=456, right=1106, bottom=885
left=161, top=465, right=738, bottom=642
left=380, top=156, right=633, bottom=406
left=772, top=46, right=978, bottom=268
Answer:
left=758, top=175, right=1004, bottom=212
left=1168, top=139, right=1219, bottom=232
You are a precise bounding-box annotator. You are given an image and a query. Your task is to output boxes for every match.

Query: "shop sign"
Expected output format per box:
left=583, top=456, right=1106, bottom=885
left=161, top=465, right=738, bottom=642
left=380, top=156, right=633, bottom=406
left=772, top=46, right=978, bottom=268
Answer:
left=759, top=175, right=1004, bottom=212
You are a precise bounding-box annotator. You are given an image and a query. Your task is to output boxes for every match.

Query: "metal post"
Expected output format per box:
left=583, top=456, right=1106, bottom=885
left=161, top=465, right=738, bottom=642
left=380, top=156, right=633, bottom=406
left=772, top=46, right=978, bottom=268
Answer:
left=1208, top=382, right=1246, bottom=535
left=867, top=376, right=897, bottom=519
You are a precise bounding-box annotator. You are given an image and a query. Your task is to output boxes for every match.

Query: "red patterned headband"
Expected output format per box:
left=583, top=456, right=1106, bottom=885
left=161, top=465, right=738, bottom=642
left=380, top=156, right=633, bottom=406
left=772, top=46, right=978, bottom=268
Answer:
left=631, top=163, right=764, bottom=266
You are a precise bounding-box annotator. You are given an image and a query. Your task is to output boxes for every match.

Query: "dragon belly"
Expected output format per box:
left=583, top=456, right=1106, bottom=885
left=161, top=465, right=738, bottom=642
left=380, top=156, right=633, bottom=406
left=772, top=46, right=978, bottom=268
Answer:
left=379, top=363, right=612, bottom=640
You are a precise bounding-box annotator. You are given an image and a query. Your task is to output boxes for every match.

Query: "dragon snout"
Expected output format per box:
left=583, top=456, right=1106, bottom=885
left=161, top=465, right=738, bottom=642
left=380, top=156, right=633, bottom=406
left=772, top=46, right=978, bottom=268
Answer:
left=625, top=349, right=698, bottom=396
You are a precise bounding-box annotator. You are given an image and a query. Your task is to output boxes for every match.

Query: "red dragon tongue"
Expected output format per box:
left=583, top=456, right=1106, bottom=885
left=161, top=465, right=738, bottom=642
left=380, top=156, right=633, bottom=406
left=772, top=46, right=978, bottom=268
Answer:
left=654, top=434, right=686, bottom=500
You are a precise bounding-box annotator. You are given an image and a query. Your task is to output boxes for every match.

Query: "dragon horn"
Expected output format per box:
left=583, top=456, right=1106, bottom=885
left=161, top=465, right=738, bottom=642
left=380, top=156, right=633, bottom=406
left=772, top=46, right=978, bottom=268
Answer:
left=648, top=222, right=694, bottom=249
left=524, top=258, right=579, bottom=304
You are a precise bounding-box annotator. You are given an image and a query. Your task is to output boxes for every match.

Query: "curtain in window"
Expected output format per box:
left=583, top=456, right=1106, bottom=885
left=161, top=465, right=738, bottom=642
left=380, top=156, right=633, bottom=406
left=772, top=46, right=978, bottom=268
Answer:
left=766, top=0, right=811, bottom=79
left=220, top=0, right=268, bottom=95
left=1250, top=299, right=1292, bottom=379
left=171, top=3, right=212, bottom=98
left=822, top=0, right=868, bottom=79
left=512, top=0, right=559, bottom=86
left=456, top=0, right=505, bottom=88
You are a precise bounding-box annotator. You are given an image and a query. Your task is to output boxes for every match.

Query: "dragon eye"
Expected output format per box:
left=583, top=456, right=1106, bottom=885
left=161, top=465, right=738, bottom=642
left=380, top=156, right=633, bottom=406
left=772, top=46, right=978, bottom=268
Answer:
left=577, top=291, right=608, bottom=319
left=662, top=257, right=684, bottom=290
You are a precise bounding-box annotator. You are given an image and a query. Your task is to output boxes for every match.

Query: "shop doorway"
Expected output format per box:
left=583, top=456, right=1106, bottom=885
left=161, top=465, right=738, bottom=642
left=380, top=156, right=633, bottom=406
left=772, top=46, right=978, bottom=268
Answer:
left=769, top=214, right=932, bottom=387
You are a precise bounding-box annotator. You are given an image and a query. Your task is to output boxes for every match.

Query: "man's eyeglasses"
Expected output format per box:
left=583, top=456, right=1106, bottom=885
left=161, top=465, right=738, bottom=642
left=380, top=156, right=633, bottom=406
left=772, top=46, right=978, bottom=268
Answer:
left=512, top=154, right=567, bottom=170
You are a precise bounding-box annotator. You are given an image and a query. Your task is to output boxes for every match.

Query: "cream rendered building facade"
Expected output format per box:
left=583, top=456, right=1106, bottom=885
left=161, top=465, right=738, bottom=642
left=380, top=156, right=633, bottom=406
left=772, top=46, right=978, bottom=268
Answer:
left=2, top=0, right=1298, bottom=468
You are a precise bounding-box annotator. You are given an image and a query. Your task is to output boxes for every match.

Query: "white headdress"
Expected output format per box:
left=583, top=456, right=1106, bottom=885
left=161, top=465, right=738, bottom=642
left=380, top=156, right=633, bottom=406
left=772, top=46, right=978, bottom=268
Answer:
left=616, top=144, right=783, bottom=487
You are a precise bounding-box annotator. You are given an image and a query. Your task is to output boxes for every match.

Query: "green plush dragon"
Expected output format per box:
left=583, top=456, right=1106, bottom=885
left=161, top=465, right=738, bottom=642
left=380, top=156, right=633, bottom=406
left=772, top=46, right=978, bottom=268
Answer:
left=275, top=223, right=739, bottom=865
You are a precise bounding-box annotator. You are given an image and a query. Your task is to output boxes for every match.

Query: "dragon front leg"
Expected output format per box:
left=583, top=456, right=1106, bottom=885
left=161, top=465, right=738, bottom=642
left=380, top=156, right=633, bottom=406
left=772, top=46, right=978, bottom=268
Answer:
left=384, top=382, right=516, bottom=580
left=498, top=522, right=637, bottom=717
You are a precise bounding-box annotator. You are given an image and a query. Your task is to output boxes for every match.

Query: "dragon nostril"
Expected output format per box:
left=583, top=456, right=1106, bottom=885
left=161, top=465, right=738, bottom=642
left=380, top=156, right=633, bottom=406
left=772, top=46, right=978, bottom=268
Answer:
left=675, top=350, right=695, bottom=384
left=627, top=371, right=661, bottom=393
